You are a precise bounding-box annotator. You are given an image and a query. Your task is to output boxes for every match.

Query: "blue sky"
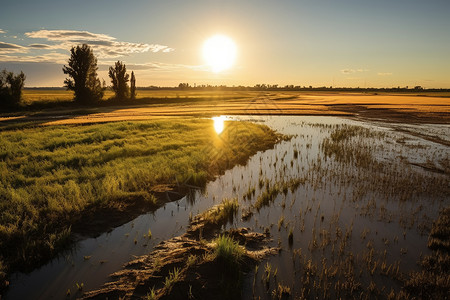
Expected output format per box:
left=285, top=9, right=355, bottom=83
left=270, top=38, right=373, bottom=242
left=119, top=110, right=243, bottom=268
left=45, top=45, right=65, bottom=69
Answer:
left=1, top=0, right=449, bottom=87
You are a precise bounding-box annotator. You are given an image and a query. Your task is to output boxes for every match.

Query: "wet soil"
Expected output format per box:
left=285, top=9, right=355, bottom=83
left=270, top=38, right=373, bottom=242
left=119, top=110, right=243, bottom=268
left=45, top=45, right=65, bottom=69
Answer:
left=82, top=227, right=279, bottom=300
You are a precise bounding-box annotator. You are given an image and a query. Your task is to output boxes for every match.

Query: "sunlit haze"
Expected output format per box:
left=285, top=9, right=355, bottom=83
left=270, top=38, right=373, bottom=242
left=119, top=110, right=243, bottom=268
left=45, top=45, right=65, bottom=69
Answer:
left=1, top=0, right=449, bottom=88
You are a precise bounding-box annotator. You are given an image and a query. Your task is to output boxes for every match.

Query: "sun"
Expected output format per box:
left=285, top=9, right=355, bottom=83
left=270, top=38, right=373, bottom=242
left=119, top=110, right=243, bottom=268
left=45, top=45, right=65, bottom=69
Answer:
left=202, top=35, right=237, bottom=73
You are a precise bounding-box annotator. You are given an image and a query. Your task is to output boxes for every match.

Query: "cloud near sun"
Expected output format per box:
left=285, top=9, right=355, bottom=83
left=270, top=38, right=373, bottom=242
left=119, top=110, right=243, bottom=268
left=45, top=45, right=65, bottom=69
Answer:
left=0, top=29, right=174, bottom=63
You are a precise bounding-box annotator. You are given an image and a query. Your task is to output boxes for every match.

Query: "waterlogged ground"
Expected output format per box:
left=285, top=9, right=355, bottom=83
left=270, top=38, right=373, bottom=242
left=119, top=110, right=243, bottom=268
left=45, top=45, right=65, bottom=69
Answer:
left=6, top=116, right=449, bottom=299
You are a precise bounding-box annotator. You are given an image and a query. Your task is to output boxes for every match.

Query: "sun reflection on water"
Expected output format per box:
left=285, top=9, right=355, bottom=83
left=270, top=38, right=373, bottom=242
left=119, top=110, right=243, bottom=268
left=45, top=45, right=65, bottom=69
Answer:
left=212, top=116, right=226, bottom=134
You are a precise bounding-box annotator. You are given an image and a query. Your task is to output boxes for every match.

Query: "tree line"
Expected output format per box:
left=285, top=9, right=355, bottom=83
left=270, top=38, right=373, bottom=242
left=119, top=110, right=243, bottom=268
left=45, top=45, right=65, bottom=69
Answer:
left=0, top=43, right=137, bottom=108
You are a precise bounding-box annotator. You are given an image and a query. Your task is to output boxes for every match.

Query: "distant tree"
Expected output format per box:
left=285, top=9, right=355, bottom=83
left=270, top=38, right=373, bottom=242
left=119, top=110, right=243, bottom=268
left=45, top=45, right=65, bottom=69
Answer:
left=108, top=61, right=129, bottom=100
left=63, top=44, right=104, bottom=104
left=178, top=83, right=190, bottom=89
left=130, top=71, right=136, bottom=100
left=0, top=69, right=26, bottom=108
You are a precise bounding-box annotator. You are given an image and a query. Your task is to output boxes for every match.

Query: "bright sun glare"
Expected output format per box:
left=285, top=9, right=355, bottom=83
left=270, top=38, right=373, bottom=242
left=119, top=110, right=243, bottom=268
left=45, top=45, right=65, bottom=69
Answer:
left=203, top=35, right=237, bottom=73
left=212, top=116, right=226, bottom=134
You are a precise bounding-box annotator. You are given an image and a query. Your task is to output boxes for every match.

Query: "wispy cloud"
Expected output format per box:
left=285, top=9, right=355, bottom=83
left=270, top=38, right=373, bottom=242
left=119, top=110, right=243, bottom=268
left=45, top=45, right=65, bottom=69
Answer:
left=0, top=41, right=27, bottom=53
left=0, top=52, right=68, bottom=64
left=341, top=68, right=369, bottom=75
left=377, top=72, right=392, bottom=76
left=25, top=29, right=174, bottom=58
left=25, top=30, right=114, bottom=42
left=0, top=29, right=6, bottom=34
left=28, top=43, right=62, bottom=49
left=98, top=61, right=203, bottom=72
left=0, top=42, right=23, bottom=49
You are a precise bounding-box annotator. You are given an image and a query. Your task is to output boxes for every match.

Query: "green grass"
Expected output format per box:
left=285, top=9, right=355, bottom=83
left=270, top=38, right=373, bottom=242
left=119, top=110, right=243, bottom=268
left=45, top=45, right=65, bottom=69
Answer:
left=253, top=178, right=305, bottom=211
left=147, top=287, right=156, bottom=300
left=214, top=235, right=245, bottom=269
left=201, top=198, right=239, bottom=226
left=0, top=118, right=280, bottom=275
left=164, top=267, right=182, bottom=293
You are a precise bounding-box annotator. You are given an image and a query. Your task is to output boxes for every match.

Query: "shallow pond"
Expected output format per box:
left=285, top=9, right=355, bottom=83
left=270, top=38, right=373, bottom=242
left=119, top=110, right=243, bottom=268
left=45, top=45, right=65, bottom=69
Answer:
left=6, top=116, right=449, bottom=299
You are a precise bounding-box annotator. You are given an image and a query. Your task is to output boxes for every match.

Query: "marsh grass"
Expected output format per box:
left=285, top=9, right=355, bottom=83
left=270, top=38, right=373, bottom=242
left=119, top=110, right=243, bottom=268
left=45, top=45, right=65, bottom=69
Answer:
left=288, top=227, right=294, bottom=245
left=147, top=287, right=156, bottom=300
left=244, top=122, right=448, bottom=299
left=214, top=235, right=245, bottom=270
left=253, top=178, right=305, bottom=211
left=186, top=254, right=197, bottom=268
left=271, top=283, right=291, bottom=300
left=0, top=118, right=280, bottom=276
left=402, top=207, right=450, bottom=299
left=163, top=267, right=182, bottom=293
left=321, top=124, right=384, bottom=168
left=255, top=184, right=280, bottom=210
left=198, top=198, right=239, bottom=226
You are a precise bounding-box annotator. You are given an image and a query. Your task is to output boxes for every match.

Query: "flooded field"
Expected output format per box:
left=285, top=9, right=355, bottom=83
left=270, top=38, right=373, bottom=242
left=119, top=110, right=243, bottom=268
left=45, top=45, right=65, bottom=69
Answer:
left=6, top=116, right=449, bottom=299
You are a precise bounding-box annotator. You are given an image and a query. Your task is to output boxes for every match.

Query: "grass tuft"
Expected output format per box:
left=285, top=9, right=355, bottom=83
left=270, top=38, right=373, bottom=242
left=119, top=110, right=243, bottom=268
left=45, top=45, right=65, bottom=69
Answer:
left=214, top=235, right=245, bottom=269
left=163, top=267, right=182, bottom=293
left=201, top=198, right=239, bottom=226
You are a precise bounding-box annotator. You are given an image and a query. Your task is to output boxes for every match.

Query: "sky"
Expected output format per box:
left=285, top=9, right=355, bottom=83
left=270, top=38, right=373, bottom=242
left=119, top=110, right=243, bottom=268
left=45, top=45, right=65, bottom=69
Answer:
left=0, top=0, right=449, bottom=88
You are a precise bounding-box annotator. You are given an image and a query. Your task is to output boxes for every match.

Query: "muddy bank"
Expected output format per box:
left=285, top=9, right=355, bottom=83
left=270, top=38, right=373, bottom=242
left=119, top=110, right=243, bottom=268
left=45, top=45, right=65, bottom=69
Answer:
left=82, top=228, right=278, bottom=300
left=72, top=185, right=185, bottom=239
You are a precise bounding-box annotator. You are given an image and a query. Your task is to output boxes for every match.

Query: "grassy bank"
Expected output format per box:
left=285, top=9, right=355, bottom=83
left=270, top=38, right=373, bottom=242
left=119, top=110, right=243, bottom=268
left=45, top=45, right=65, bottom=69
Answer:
left=0, top=118, right=281, bottom=283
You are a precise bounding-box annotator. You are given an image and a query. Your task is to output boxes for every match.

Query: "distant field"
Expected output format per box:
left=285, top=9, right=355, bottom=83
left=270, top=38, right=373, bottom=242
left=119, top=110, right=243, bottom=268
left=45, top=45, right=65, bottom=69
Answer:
left=21, top=89, right=450, bottom=103
left=22, top=89, right=74, bottom=103
left=9, top=89, right=449, bottom=126
left=21, top=89, right=255, bottom=104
